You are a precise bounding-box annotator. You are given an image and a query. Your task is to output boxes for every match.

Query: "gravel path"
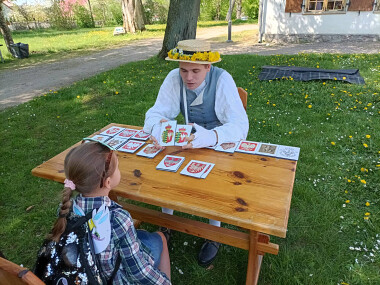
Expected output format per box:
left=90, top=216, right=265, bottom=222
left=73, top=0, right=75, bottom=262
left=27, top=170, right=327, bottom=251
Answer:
left=1, top=24, right=379, bottom=110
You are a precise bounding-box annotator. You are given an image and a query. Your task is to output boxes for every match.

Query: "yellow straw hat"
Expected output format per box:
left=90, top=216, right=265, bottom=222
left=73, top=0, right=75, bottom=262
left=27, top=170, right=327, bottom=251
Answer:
left=166, top=39, right=222, bottom=64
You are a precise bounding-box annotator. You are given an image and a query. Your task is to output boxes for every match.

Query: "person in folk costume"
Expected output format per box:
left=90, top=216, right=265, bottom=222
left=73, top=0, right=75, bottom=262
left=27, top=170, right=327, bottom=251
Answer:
left=143, top=39, right=249, bottom=266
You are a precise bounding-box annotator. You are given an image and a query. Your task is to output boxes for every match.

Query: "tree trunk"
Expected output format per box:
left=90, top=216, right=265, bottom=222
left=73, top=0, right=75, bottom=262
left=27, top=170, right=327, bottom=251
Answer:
left=158, top=0, right=200, bottom=59
left=0, top=0, right=14, bottom=54
left=236, top=0, right=242, bottom=19
left=225, top=0, right=236, bottom=21
left=87, top=0, right=95, bottom=27
left=121, top=0, right=145, bottom=33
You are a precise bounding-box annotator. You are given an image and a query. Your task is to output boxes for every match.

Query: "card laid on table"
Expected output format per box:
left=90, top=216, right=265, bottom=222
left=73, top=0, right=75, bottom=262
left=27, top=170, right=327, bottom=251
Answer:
left=156, top=155, right=185, bottom=172
left=90, top=134, right=111, bottom=143
left=214, top=142, right=239, bottom=153
left=200, top=163, right=215, bottom=179
left=137, top=144, right=163, bottom=158
left=174, top=124, right=192, bottom=146
left=114, top=128, right=139, bottom=140
left=235, top=140, right=261, bottom=154
left=257, top=143, right=300, bottom=161
left=180, top=160, right=211, bottom=178
left=159, top=121, right=177, bottom=146
left=132, top=130, right=151, bottom=141
left=106, top=137, right=128, bottom=149
left=117, top=140, right=145, bottom=153
left=100, top=126, right=125, bottom=137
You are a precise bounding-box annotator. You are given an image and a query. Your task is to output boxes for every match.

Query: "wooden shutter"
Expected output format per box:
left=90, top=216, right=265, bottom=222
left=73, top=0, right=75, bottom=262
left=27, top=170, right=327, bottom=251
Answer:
left=285, top=0, right=304, bottom=12
left=348, top=0, right=374, bottom=11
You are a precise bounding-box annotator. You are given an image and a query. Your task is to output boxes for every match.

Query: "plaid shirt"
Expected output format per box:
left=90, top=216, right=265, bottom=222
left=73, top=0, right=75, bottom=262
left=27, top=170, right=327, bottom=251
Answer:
left=74, top=195, right=171, bottom=285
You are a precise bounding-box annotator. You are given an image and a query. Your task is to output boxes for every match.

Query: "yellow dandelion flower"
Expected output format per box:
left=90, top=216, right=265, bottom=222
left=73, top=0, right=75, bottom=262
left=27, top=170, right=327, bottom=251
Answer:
left=343, top=76, right=346, bottom=80
left=347, top=179, right=351, bottom=183
left=365, top=202, right=370, bottom=206
left=366, top=135, right=371, bottom=138
left=364, top=217, right=369, bottom=220
left=308, top=105, right=312, bottom=108
left=115, top=91, right=119, bottom=95
left=323, top=82, right=326, bottom=85
left=365, top=212, right=370, bottom=216
left=77, top=95, right=80, bottom=99
left=289, top=131, right=292, bottom=134
left=273, top=104, right=276, bottom=107
left=349, top=135, right=352, bottom=138
left=360, top=179, right=366, bottom=184
left=346, top=200, right=350, bottom=203
left=363, top=143, right=368, bottom=148
left=57, top=116, right=60, bottom=118
left=103, top=81, right=106, bottom=83
left=344, top=190, right=348, bottom=193
left=360, top=167, right=365, bottom=172
left=331, top=142, right=336, bottom=146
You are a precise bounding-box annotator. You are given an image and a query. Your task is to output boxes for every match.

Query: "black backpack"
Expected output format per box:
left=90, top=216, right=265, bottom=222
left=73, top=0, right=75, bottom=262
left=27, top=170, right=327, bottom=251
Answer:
left=34, top=208, right=121, bottom=285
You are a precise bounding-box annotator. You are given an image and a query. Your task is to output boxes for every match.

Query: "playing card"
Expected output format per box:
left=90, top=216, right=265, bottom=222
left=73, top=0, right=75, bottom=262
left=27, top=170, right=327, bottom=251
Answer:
left=136, top=144, right=163, bottom=158
left=275, top=145, right=300, bottom=161
left=180, top=160, right=210, bottom=178
left=214, top=142, right=239, bottom=153
left=174, top=124, right=192, bottom=146
left=256, top=143, right=278, bottom=157
left=200, top=163, right=215, bottom=179
left=100, top=126, right=125, bottom=137
left=132, top=130, right=151, bottom=141
left=117, top=140, right=145, bottom=153
left=89, top=135, right=111, bottom=143
left=106, top=138, right=128, bottom=149
left=156, top=155, right=185, bottom=172
left=235, top=140, right=261, bottom=154
left=159, top=121, right=177, bottom=146
left=114, top=128, right=139, bottom=140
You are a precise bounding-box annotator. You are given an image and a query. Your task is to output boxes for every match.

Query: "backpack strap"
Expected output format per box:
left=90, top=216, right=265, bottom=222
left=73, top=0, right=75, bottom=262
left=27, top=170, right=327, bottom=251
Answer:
left=107, top=253, right=122, bottom=285
left=65, top=210, right=93, bottom=232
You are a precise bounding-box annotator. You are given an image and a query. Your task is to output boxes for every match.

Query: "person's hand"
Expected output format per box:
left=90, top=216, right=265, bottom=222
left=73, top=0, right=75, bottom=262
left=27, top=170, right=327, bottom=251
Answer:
left=182, top=123, right=217, bottom=149
left=150, top=119, right=168, bottom=149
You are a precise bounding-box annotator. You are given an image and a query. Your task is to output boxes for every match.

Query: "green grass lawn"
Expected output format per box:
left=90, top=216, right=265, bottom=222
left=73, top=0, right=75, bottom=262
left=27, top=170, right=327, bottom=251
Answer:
left=0, top=53, right=379, bottom=284
left=0, top=20, right=256, bottom=70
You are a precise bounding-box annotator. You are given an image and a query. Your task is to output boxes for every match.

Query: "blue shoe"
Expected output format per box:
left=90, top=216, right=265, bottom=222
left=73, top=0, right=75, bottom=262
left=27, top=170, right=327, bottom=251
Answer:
left=198, top=240, right=220, bottom=266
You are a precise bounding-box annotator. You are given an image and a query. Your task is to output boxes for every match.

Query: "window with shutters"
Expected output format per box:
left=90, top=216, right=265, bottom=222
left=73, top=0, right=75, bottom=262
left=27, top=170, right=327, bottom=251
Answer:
left=305, top=0, right=347, bottom=12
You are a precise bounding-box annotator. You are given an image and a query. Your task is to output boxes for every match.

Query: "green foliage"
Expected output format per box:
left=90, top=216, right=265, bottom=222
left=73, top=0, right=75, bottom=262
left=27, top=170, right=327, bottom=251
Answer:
left=143, top=0, right=169, bottom=24
left=109, top=2, right=123, bottom=26
left=241, top=0, right=259, bottom=19
left=200, top=0, right=231, bottom=21
left=73, top=5, right=94, bottom=28
left=1, top=53, right=379, bottom=284
left=46, top=0, right=75, bottom=30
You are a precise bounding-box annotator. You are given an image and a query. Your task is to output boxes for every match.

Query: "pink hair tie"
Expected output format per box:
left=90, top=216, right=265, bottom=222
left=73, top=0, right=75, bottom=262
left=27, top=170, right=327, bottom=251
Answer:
left=64, top=179, right=76, bottom=190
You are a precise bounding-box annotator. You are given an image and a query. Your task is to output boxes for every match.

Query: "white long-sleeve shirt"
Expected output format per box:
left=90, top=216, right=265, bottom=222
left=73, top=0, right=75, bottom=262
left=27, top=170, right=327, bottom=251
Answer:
left=143, top=68, right=249, bottom=145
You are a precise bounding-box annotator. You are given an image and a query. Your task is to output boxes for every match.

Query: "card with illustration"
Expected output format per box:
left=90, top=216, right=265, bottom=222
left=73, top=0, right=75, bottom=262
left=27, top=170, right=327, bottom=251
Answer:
left=117, top=140, right=145, bottom=153
left=200, top=163, right=215, bottom=179
left=159, top=121, right=177, bottom=146
left=180, top=160, right=210, bottom=178
left=257, top=143, right=278, bottom=156
left=100, top=126, right=125, bottom=137
left=156, top=155, right=185, bottom=172
left=214, top=142, right=239, bottom=153
left=132, top=130, right=151, bottom=141
left=89, top=135, right=111, bottom=143
left=106, top=138, right=128, bottom=149
left=273, top=145, right=300, bottom=161
left=174, top=125, right=192, bottom=146
left=114, top=128, right=139, bottom=140
left=235, top=141, right=261, bottom=154
left=136, top=144, right=163, bottom=158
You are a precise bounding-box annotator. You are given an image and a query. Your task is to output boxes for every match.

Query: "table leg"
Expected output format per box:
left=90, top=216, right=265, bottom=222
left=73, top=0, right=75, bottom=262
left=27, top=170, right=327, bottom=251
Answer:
left=246, top=230, right=263, bottom=285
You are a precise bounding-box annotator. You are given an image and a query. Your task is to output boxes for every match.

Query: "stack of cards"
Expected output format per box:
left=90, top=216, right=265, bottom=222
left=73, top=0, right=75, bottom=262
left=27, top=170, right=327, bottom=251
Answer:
left=156, top=155, right=185, bottom=172
left=137, top=144, right=163, bottom=158
left=114, top=128, right=139, bottom=140
left=159, top=121, right=192, bottom=146
left=100, top=126, right=125, bottom=137
left=118, top=140, right=145, bottom=153
left=236, top=140, right=300, bottom=161
left=132, top=130, right=151, bottom=141
left=180, top=160, right=215, bottom=179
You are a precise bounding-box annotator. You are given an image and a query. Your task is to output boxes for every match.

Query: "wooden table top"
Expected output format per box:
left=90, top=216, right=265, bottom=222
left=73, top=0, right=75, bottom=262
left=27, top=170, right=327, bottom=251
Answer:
left=32, top=123, right=297, bottom=238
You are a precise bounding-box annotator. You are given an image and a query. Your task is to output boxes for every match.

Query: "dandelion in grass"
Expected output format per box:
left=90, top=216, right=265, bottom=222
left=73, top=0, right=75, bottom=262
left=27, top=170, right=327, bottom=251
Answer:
left=103, top=81, right=107, bottom=84
left=77, top=95, right=80, bottom=99
left=366, top=202, right=370, bottom=206
left=308, top=105, right=312, bottom=108
left=360, top=179, right=366, bottom=184
left=115, top=91, right=119, bottom=95
left=366, top=135, right=371, bottom=138
left=346, top=200, right=350, bottom=203
left=343, top=77, right=347, bottom=80
left=57, top=116, right=60, bottom=118
left=331, top=142, right=336, bottom=146
left=363, top=143, right=368, bottom=148
left=349, top=135, right=352, bottom=139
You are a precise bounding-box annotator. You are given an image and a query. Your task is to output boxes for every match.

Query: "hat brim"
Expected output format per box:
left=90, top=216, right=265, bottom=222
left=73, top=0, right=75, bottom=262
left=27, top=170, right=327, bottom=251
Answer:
left=165, top=57, right=222, bottom=64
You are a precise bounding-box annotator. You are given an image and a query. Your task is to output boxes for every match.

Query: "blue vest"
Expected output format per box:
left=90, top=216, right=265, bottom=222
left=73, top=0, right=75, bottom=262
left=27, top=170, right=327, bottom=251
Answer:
left=179, top=66, right=224, bottom=130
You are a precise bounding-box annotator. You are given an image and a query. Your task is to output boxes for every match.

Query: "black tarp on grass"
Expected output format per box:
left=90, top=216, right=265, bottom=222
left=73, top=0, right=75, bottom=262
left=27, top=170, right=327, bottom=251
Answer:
left=258, top=66, right=365, bottom=84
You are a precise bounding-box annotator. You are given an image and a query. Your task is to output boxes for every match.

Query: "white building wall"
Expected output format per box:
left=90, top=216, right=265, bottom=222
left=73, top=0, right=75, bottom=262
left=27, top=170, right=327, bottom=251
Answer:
left=262, top=0, right=380, bottom=36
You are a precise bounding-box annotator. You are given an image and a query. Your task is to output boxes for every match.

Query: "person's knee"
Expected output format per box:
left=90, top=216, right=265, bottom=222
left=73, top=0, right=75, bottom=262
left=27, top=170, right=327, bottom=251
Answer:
left=156, top=231, right=167, bottom=244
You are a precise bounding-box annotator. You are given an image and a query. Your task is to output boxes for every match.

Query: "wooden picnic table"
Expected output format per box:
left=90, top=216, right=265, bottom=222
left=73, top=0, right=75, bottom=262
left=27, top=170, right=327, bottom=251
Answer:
left=32, top=123, right=297, bottom=285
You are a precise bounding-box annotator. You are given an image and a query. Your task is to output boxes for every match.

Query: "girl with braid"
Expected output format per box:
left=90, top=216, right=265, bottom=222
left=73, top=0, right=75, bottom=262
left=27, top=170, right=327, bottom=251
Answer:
left=49, top=141, right=171, bottom=284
